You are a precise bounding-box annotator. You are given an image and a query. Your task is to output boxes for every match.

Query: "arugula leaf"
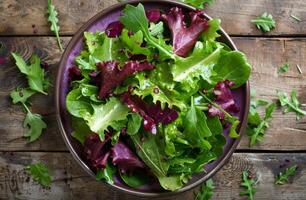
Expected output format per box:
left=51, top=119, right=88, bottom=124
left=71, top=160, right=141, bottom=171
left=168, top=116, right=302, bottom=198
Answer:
left=96, top=163, right=116, bottom=184
left=47, top=0, right=63, bottom=51
left=131, top=133, right=169, bottom=177
left=172, top=42, right=221, bottom=84
left=277, top=90, right=306, bottom=120
left=126, top=113, right=142, bottom=135
left=275, top=165, right=298, bottom=185
left=240, top=171, right=256, bottom=200
left=213, top=51, right=252, bottom=88
left=120, top=171, right=149, bottom=188
left=278, top=63, right=289, bottom=74
left=184, top=97, right=212, bottom=149
left=247, top=102, right=276, bottom=146
left=194, top=179, right=214, bottom=200
left=84, top=97, right=129, bottom=140
left=11, top=53, right=49, bottom=95
left=120, top=4, right=175, bottom=60
left=180, top=0, right=214, bottom=9
left=251, top=12, right=276, bottom=32
left=26, top=162, right=52, bottom=187
left=10, top=88, right=35, bottom=104
left=23, top=106, right=47, bottom=142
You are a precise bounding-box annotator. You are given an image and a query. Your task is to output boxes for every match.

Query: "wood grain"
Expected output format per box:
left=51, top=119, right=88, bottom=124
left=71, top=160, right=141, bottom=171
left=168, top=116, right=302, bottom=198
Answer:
left=0, top=36, right=306, bottom=151
left=0, top=0, right=306, bottom=36
left=0, top=152, right=305, bottom=200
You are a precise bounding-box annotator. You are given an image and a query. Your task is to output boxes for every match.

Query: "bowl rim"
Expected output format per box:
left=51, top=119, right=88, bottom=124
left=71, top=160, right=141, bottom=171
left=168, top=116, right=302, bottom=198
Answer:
left=55, top=0, right=250, bottom=197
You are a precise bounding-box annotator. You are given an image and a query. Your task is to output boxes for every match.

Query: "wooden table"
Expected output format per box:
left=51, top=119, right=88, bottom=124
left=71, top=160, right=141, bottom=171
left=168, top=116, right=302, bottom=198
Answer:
left=1, top=0, right=306, bottom=199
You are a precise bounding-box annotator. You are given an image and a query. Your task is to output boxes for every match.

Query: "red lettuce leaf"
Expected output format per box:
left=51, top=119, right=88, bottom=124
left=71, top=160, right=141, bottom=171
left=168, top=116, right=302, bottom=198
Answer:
left=162, top=7, right=209, bottom=57
left=208, top=80, right=239, bottom=120
left=146, top=9, right=161, bottom=23
left=84, top=134, right=111, bottom=169
left=105, top=21, right=124, bottom=38
left=120, top=92, right=157, bottom=134
left=111, top=140, right=146, bottom=173
left=97, top=61, right=154, bottom=99
left=68, top=66, right=83, bottom=82
left=120, top=92, right=178, bottom=134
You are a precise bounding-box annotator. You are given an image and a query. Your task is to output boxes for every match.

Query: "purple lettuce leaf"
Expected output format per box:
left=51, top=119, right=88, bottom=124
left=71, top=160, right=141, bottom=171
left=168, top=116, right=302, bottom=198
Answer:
left=84, top=134, right=111, bottom=169
left=162, top=7, right=209, bottom=57
left=120, top=92, right=157, bottom=134
left=105, top=21, right=124, bottom=38
left=97, top=61, right=154, bottom=99
left=208, top=80, right=239, bottom=120
left=111, top=140, right=146, bottom=173
left=120, top=92, right=178, bottom=134
left=146, top=9, right=161, bottom=23
left=68, top=66, right=83, bottom=82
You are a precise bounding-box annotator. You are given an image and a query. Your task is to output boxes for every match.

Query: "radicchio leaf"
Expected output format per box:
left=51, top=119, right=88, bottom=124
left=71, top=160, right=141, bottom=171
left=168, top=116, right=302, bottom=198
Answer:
left=120, top=92, right=178, bottom=134
left=84, top=134, right=111, bottom=169
left=162, top=7, right=209, bottom=57
left=105, top=21, right=124, bottom=38
left=111, top=140, right=145, bottom=173
left=208, top=80, right=239, bottom=120
left=97, top=61, right=154, bottom=99
left=146, top=9, right=161, bottom=23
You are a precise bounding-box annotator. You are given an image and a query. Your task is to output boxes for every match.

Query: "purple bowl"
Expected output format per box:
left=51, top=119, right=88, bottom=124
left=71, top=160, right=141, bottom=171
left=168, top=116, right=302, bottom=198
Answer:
left=55, top=0, right=250, bottom=197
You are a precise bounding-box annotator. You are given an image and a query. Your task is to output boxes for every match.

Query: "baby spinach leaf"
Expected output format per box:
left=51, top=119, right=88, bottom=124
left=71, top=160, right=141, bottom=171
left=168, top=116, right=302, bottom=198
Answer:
left=120, top=171, right=149, bottom=188
left=66, top=88, right=93, bottom=118
left=213, top=51, right=251, bottom=88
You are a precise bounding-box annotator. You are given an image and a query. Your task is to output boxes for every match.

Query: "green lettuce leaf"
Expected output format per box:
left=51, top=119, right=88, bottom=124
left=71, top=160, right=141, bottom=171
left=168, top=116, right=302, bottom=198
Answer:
left=172, top=42, right=222, bottom=84
left=120, top=29, right=151, bottom=56
left=126, top=113, right=142, bottom=135
left=120, top=4, right=175, bottom=60
left=213, top=51, right=251, bottom=88
left=84, top=97, right=129, bottom=140
left=71, top=117, right=91, bottom=144
left=26, top=162, right=52, bottom=187
left=202, top=19, right=221, bottom=42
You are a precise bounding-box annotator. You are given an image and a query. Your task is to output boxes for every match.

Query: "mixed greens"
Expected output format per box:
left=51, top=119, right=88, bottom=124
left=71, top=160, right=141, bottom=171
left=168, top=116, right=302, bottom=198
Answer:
left=65, top=3, right=251, bottom=191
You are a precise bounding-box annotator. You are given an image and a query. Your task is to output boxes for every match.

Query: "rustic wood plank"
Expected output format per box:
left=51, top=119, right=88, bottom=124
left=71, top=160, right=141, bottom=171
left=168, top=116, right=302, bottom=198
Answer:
left=0, top=152, right=305, bottom=199
left=0, top=36, right=306, bottom=151
left=0, top=0, right=306, bottom=36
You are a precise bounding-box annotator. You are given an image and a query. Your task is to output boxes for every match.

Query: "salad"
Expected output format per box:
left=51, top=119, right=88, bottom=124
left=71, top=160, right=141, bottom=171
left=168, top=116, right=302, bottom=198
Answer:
left=65, top=3, right=251, bottom=191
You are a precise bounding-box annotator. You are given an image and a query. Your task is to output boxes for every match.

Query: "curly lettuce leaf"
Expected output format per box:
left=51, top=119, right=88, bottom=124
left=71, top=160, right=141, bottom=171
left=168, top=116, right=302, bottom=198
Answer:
left=172, top=42, right=222, bottom=84
left=84, top=97, right=129, bottom=140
